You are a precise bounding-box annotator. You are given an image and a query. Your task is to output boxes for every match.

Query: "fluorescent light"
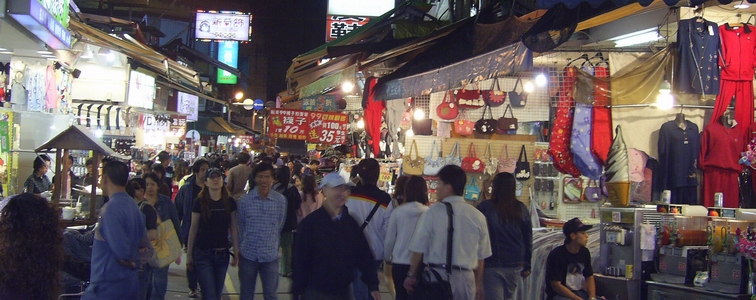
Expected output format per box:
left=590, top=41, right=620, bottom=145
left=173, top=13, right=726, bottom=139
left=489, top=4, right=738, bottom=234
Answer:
left=612, top=30, right=661, bottom=47
left=37, top=50, right=53, bottom=55
left=0, top=51, right=14, bottom=55
left=735, top=1, right=750, bottom=8
left=0, top=48, right=7, bottom=51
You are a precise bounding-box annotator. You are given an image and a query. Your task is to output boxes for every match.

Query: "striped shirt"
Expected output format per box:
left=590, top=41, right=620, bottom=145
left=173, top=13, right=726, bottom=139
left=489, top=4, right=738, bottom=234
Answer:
left=237, top=187, right=287, bottom=262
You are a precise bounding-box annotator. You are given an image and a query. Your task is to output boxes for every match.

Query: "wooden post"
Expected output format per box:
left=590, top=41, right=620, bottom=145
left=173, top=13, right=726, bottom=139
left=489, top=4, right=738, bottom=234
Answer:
left=61, top=149, right=69, bottom=201
left=52, top=149, right=63, bottom=205
left=89, top=152, right=100, bottom=221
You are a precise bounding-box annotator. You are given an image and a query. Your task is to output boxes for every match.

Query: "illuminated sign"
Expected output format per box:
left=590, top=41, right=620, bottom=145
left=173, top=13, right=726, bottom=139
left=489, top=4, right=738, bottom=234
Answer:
left=216, top=41, right=239, bottom=84
left=195, top=11, right=252, bottom=42
left=8, top=0, right=72, bottom=49
left=127, top=70, right=156, bottom=109
left=176, top=92, right=199, bottom=121
left=326, top=16, right=370, bottom=42
left=327, top=0, right=393, bottom=17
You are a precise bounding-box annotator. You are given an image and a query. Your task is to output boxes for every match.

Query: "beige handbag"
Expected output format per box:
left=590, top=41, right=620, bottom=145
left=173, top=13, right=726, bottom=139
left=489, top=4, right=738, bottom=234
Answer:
left=403, top=140, right=425, bottom=176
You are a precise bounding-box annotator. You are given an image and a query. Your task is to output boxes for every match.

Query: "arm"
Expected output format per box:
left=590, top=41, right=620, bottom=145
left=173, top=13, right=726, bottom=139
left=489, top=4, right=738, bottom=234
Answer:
left=522, top=208, right=533, bottom=273
left=357, top=229, right=380, bottom=293
left=550, top=281, right=584, bottom=300
left=229, top=211, right=240, bottom=267
left=586, top=275, right=596, bottom=298
left=225, top=172, right=235, bottom=194
left=474, top=260, right=485, bottom=300
left=167, top=199, right=182, bottom=245
left=383, top=212, right=398, bottom=262
left=186, top=212, right=200, bottom=269
left=403, top=252, right=424, bottom=293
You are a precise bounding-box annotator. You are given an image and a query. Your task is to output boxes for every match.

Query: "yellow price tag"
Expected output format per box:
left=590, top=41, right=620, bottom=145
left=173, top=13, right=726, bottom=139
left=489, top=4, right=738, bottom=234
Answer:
left=379, top=172, right=392, bottom=183
left=307, top=144, right=316, bottom=151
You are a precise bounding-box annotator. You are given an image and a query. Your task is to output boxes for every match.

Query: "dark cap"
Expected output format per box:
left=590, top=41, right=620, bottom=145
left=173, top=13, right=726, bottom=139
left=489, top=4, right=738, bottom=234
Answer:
left=563, top=217, right=593, bottom=237
left=205, top=168, right=223, bottom=179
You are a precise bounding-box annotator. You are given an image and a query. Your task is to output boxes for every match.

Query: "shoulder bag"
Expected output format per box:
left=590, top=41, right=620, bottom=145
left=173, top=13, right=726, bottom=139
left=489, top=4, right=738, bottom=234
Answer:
left=464, top=176, right=482, bottom=201
left=454, top=111, right=474, bottom=136
left=414, top=202, right=454, bottom=300
left=403, top=140, right=425, bottom=176
left=474, top=105, right=497, bottom=135
left=498, top=144, right=516, bottom=174
left=515, top=145, right=531, bottom=181
left=445, top=142, right=462, bottom=167
left=583, top=179, right=604, bottom=202
left=412, top=117, right=433, bottom=136
left=482, top=78, right=506, bottom=107
left=508, top=78, right=527, bottom=108
left=424, top=140, right=445, bottom=176
left=140, top=202, right=182, bottom=268
left=436, top=91, right=459, bottom=121
left=484, top=143, right=498, bottom=176
left=461, top=143, right=485, bottom=173
left=497, top=104, right=518, bottom=134
left=455, top=84, right=484, bottom=109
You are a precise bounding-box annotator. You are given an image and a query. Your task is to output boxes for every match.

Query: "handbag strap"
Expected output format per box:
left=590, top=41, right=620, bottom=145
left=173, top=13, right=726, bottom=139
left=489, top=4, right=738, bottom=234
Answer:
left=493, top=78, right=501, bottom=91
left=468, top=143, right=478, bottom=158
left=481, top=105, right=493, bottom=119
left=484, top=143, right=492, bottom=160
left=429, top=140, right=438, bottom=159
left=502, top=104, right=515, bottom=118
left=409, top=140, right=419, bottom=159
left=511, top=78, right=520, bottom=92
left=443, top=91, right=451, bottom=104
left=501, top=144, right=509, bottom=159
left=518, top=145, right=528, bottom=162
left=442, top=202, right=454, bottom=275
left=449, top=142, right=460, bottom=158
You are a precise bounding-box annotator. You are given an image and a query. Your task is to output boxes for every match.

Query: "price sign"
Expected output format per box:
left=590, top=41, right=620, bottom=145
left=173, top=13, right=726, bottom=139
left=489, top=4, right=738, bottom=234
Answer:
left=269, top=109, right=348, bottom=144
left=379, top=172, right=392, bottom=183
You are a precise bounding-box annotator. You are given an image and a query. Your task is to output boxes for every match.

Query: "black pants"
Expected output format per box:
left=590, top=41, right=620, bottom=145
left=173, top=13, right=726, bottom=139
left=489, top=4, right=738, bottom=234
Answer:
left=392, top=263, right=412, bottom=300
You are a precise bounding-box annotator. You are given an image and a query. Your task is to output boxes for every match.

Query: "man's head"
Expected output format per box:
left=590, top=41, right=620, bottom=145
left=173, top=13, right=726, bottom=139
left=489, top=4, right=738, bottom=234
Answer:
left=319, top=172, right=354, bottom=206
left=252, top=163, right=275, bottom=194
left=64, top=154, right=74, bottom=170
left=85, top=158, right=95, bottom=174
left=192, top=158, right=210, bottom=182
left=435, top=165, right=466, bottom=200
left=357, top=158, right=380, bottom=185
left=101, top=160, right=130, bottom=196
left=237, top=152, right=251, bottom=165
left=33, top=154, right=51, bottom=175
left=157, top=151, right=171, bottom=166
left=563, top=217, right=593, bottom=246
left=309, top=160, right=320, bottom=170
left=261, top=157, right=274, bottom=165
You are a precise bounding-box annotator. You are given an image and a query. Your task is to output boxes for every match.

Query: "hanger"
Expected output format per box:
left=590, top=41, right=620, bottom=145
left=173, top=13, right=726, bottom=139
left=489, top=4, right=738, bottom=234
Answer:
left=693, top=5, right=705, bottom=22
left=589, top=52, right=609, bottom=68
left=675, top=105, right=686, bottom=130
left=728, top=13, right=745, bottom=28
left=567, top=54, right=589, bottom=67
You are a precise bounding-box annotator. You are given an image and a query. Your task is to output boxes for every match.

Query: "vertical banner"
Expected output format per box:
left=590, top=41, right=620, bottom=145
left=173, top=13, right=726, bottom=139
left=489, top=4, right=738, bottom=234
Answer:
left=268, top=109, right=348, bottom=144
left=217, top=41, right=239, bottom=84
left=0, top=111, right=12, bottom=195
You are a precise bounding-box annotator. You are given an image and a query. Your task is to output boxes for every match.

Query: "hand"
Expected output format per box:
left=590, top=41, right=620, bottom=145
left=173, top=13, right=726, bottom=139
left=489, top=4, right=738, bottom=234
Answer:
left=521, top=270, right=531, bottom=278
left=117, top=259, right=136, bottom=269
left=403, top=276, right=417, bottom=294
left=175, top=255, right=182, bottom=265
left=370, top=291, right=381, bottom=300
left=475, top=283, right=484, bottom=300
left=41, top=191, right=52, bottom=199
left=230, top=253, right=239, bottom=267
left=186, top=256, right=194, bottom=271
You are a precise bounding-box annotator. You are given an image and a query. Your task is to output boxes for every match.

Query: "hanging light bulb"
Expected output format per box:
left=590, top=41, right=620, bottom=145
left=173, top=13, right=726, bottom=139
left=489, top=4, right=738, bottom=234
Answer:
left=523, top=81, right=535, bottom=93
left=405, top=129, right=415, bottom=137
left=656, top=80, right=674, bottom=110
left=356, top=119, right=365, bottom=129
left=535, top=72, right=547, bottom=87
left=341, top=81, right=354, bottom=93
left=413, top=108, right=425, bottom=120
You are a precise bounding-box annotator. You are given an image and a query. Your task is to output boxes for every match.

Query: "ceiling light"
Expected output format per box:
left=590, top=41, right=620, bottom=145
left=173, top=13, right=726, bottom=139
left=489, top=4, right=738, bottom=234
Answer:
left=97, top=47, right=110, bottom=56
left=37, top=50, right=53, bottom=55
left=413, top=108, right=425, bottom=120
left=106, top=52, right=115, bottom=62
left=535, top=73, right=547, bottom=87
left=523, top=81, right=535, bottom=93
left=405, top=129, right=414, bottom=137
left=356, top=119, right=365, bottom=129
left=612, top=29, right=661, bottom=47
left=0, top=48, right=7, bottom=51
left=0, top=51, right=14, bottom=55
left=735, top=0, right=750, bottom=8
left=656, top=79, right=674, bottom=110
left=341, top=81, right=354, bottom=93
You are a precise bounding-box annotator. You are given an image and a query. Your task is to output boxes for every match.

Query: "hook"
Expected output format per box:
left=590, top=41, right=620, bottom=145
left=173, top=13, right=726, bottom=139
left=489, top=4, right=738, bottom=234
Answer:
left=679, top=104, right=684, bottom=114
left=567, top=54, right=590, bottom=66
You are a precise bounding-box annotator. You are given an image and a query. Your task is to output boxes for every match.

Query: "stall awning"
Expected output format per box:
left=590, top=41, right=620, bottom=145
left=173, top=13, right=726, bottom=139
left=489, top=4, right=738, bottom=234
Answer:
left=299, top=65, right=357, bottom=98
left=190, top=117, right=245, bottom=136
left=156, top=77, right=227, bottom=106
left=36, top=125, right=129, bottom=160
left=70, top=20, right=200, bottom=89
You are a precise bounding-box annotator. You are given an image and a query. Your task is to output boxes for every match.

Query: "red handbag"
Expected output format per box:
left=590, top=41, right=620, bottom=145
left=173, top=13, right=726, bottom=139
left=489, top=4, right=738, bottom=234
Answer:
left=462, top=143, right=485, bottom=173
left=482, top=78, right=506, bottom=107
left=548, top=67, right=581, bottom=177
left=436, top=91, right=459, bottom=120
left=455, top=84, right=484, bottom=109
left=454, top=111, right=474, bottom=136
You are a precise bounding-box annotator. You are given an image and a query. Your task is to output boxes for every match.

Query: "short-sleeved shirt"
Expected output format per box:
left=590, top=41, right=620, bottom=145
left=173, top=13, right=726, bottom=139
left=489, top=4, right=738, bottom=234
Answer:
left=24, top=173, right=51, bottom=194
left=192, top=198, right=236, bottom=249
left=545, top=245, right=594, bottom=300
left=138, top=201, right=158, bottom=230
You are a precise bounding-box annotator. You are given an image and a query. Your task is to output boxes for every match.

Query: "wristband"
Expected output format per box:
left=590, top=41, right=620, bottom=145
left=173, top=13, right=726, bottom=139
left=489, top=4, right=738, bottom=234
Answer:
left=406, top=272, right=416, bottom=279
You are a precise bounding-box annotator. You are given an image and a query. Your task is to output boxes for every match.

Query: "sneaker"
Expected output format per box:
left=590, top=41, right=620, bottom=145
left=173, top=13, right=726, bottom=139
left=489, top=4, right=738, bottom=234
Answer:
left=188, top=290, right=199, bottom=298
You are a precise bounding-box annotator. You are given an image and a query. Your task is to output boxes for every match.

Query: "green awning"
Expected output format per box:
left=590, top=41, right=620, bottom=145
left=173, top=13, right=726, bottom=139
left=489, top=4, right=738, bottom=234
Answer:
left=299, top=65, right=357, bottom=98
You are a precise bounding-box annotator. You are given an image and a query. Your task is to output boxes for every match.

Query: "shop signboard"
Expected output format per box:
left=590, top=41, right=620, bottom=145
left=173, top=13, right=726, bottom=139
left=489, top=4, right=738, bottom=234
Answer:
left=195, top=11, right=252, bottom=42
left=141, top=114, right=171, bottom=132
left=127, top=70, right=156, bottom=109
left=176, top=92, right=199, bottom=121
left=8, top=0, right=72, bottom=49
left=170, top=116, right=187, bottom=137
left=301, top=94, right=340, bottom=111
left=328, top=0, right=393, bottom=17
left=216, top=41, right=239, bottom=84
left=326, top=15, right=370, bottom=42
left=268, top=109, right=348, bottom=145
left=236, top=135, right=254, bottom=145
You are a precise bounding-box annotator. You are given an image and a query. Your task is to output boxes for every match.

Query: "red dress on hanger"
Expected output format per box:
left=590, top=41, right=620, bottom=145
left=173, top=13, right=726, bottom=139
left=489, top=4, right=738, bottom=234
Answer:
left=700, top=121, right=743, bottom=207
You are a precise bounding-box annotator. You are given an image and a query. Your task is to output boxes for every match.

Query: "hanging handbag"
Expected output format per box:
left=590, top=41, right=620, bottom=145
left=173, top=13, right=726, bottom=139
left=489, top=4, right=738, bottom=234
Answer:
left=464, top=176, right=482, bottom=201
left=445, top=142, right=462, bottom=167
left=482, top=78, right=506, bottom=107
left=497, top=144, right=516, bottom=174
left=139, top=203, right=181, bottom=268
left=482, top=176, right=493, bottom=200
left=455, top=83, right=484, bottom=109
left=508, top=78, right=528, bottom=107
left=412, top=118, right=433, bottom=136
left=402, top=140, right=425, bottom=175
left=583, top=180, right=604, bottom=202
left=515, top=145, right=531, bottom=181
left=424, top=140, right=445, bottom=176
left=436, top=91, right=459, bottom=121
left=484, top=143, right=498, bottom=176
left=461, top=143, right=485, bottom=173
left=496, top=104, right=518, bottom=134
left=474, top=105, right=498, bottom=135
left=414, top=203, right=454, bottom=300
left=454, top=111, right=474, bottom=136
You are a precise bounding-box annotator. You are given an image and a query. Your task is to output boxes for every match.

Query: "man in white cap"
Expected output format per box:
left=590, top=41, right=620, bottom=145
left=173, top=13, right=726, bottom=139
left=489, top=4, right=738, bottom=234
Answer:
left=292, top=172, right=381, bottom=300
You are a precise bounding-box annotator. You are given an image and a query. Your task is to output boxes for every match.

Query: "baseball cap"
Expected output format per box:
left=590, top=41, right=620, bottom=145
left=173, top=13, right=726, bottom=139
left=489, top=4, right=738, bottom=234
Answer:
left=318, top=172, right=355, bottom=189
left=205, top=168, right=223, bottom=179
left=563, top=217, right=593, bottom=237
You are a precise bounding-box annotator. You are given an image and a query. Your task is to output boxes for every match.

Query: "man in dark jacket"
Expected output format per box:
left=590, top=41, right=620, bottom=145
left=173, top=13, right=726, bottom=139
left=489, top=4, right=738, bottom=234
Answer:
left=174, top=158, right=209, bottom=298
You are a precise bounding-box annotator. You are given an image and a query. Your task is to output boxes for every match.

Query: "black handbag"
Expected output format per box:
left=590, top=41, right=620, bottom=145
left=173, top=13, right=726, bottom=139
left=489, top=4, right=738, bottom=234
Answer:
left=414, top=202, right=454, bottom=300
left=515, top=145, right=531, bottom=181
left=474, top=105, right=497, bottom=135
left=508, top=78, right=528, bottom=108
left=412, top=118, right=433, bottom=136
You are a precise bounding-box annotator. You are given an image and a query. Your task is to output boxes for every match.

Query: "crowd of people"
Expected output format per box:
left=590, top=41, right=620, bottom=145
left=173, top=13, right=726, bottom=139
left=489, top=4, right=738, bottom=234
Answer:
left=0, top=149, right=600, bottom=300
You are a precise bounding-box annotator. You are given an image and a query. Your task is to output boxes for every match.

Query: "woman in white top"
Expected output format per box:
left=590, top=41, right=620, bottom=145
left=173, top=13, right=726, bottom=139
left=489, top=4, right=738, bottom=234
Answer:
left=384, top=175, right=429, bottom=300
left=297, top=174, right=324, bottom=223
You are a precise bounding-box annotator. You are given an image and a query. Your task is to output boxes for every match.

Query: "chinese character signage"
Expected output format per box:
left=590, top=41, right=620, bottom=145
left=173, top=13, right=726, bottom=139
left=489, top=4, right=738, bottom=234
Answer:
left=301, top=95, right=340, bottom=111
left=8, top=0, right=72, bottom=49
left=217, top=41, right=238, bottom=84
left=176, top=92, right=198, bottom=121
left=268, top=109, right=348, bottom=145
left=170, top=116, right=187, bottom=137
left=326, top=15, right=369, bottom=42
left=195, top=11, right=252, bottom=42
left=141, top=114, right=171, bottom=132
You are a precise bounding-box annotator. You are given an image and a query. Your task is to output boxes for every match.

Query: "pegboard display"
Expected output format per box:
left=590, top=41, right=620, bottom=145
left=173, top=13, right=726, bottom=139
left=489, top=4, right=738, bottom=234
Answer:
left=428, top=76, right=550, bottom=123
left=403, top=135, right=444, bottom=159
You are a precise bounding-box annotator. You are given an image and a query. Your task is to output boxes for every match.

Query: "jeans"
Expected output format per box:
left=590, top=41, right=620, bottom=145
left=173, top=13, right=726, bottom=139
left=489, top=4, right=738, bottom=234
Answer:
left=280, top=231, right=294, bottom=274
left=553, top=290, right=589, bottom=300
left=239, top=256, right=279, bottom=300
left=151, top=265, right=169, bottom=300
left=194, top=248, right=230, bottom=300
left=484, top=267, right=521, bottom=300
left=138, top=265, right=153, bottom=300
left=352, top=260, right=381, bottom=300
left=391, top=264, right=411, bottom=300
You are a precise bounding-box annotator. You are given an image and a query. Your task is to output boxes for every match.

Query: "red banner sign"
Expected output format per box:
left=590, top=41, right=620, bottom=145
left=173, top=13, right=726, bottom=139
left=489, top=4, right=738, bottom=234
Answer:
left=326, top=15, right=370, bottom=42
left=268, top=109, right=349, bottom=144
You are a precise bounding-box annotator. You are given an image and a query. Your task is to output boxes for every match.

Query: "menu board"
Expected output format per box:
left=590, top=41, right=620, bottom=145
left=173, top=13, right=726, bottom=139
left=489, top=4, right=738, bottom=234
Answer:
left=268, top=109, right=348, bottom=145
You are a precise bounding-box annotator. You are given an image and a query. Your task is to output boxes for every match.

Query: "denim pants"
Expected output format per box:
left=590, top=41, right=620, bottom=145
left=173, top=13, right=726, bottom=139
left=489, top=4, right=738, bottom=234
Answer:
left=352, top=260, right=381, bottom=300
left=484, top=267, right=521, bottom=300
left=138, top=265, right=153, bottom=300
left=151, top=265, right=170, bottom=300
left=194, top=248, right=231, bottom=300
left=239, top=256, right=279, bottom=300
left=280, top=231, right=294, bottom=274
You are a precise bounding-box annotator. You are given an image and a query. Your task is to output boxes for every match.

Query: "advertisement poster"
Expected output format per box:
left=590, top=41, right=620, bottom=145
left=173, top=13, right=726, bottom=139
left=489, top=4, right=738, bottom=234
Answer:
left=0, top=111, right=13, bottom=195
left=195, top=11, right=252, bottom=42
left=127, top=70, right=155, bottom=109
left=177, top=92, right=199, bottom=121
left=268, top=109, right=348, bottom=145
left=301, top=95, right=339, bottom=111
left=217, top=41, right=239, bottom=84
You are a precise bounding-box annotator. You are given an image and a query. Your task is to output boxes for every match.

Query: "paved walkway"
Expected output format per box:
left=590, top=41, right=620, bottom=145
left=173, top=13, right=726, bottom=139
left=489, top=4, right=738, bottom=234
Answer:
left=165, top=253, right=395, bottom=299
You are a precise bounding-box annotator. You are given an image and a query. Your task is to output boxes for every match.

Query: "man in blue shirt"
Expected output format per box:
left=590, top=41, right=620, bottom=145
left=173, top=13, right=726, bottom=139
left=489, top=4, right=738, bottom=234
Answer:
left=238, top=163, right=287, bottom=300
left=83, top=160, right=149, bottom=299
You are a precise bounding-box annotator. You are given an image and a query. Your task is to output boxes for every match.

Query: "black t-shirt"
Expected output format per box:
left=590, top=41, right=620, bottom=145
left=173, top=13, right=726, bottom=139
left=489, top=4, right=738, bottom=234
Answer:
left=192, top=197, right=237, bottom=249
left=139, top=201, right=158, bottom=230
left=545, top=245, right=594, bottom=300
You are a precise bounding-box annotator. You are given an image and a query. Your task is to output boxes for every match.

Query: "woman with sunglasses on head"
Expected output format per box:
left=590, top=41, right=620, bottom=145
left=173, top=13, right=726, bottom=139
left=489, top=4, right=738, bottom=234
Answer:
left=144, top=173, right=182, bottom=300
left=187, top=168, right=240, bottom=300
left=127, top=177, right=157, bottom=299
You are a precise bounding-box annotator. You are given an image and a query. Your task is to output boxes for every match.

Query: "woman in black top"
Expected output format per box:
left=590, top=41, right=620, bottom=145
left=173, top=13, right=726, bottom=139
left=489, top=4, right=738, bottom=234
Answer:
left=149, top=164, right=173, bottom=198
left=23, top=154, right=52, bottom=197
left=127, top=177, right=157, bottom=300
left=186, top=168, right=240, bottom=300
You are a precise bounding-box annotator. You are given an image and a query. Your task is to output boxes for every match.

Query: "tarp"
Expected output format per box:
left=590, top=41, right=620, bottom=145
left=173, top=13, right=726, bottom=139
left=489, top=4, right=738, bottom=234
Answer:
left=610, top=48, right=671, bottom=105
